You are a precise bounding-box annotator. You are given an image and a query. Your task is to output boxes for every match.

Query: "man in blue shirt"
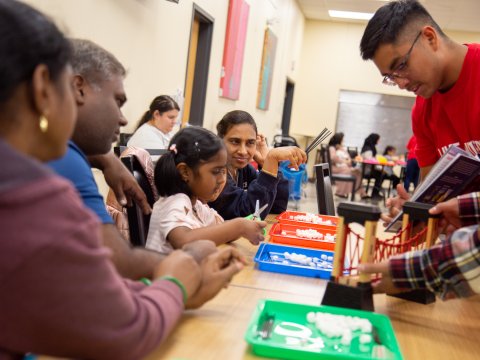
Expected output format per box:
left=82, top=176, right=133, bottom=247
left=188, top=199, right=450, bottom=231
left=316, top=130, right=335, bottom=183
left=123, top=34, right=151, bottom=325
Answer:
left=48, top=39, right=162, bottom=280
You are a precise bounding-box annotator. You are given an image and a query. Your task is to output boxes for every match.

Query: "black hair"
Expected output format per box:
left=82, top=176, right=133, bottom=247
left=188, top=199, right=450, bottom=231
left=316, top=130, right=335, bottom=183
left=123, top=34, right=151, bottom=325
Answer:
left=328, top=132, right=344, bottom=147
left=136, top=95, right=180, bottom=131
left=154, top=126, right=225, bottom=197
left=361, top=133, right=380, bottom=156
left=0, top=0, right=71, bottom=104
left=383, top=145, right=396, bottom=155
left=360, top=0, right=445, bottom=60
left=216, top=110, right=258, bottom=138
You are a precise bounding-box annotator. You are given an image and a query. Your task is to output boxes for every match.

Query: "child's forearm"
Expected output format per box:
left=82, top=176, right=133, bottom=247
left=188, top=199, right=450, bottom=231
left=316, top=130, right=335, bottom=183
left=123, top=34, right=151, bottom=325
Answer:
left=169, top=219, right=245, bottom=248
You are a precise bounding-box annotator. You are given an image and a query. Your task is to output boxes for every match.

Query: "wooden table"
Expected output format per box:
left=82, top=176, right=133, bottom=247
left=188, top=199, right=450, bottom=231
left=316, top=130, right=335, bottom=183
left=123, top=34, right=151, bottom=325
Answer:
left=145, top=216, right=480, bottom=360
left=40, top=215, right=480, bottom=360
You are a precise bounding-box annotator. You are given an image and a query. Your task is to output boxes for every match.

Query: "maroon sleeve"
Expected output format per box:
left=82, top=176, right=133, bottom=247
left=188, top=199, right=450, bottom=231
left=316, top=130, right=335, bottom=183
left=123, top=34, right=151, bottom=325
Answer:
left=0, top=176, right=183, bottom=360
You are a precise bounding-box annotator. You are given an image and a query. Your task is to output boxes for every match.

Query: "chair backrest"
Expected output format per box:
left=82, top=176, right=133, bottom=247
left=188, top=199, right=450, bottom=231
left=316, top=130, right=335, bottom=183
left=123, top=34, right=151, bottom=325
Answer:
left=272, top=134, right=299, bottom=148
left=346, top=146, right=358, bottom=159
left=320, top=144, right=334, bottom=167
left=121, top=155, right=155, bottom=246
left=314, top=163, right=336, bottom=215
left=118, top=132, right=133, bottom=146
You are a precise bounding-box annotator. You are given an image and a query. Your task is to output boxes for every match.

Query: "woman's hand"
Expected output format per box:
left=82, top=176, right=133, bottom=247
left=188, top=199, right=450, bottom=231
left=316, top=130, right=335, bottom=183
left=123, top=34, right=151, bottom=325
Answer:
left=266, top=146, right=307, bottom=170
left=253, top=133, right=269, bottom=167
left=185, top=247, right=246, bottom=309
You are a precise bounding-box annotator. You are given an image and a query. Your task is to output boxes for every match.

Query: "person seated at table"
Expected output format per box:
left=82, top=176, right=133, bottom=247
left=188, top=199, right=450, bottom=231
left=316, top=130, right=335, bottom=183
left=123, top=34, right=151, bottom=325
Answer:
left=360, top=192, right=480, bottom=300
left=328, top=132, right=368, bottom=199
left=361, top=133, right=384, bottom=199
left=404, top=135, right=420, bottom=192
left=382, top=145, right=401, bottom=194
left=48, top=38, right=160, bottom=279
left=127, top=94, right=180, bottom=149
left=0, top=2, right=245, bottom=358
left=209, top=110, right=307, bottom=219
left=145, top=126, right=267, bottom=255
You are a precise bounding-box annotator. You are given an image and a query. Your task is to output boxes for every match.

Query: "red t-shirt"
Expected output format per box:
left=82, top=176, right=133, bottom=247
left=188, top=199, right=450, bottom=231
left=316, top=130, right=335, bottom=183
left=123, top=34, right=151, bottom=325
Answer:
left=406, top=135, right=417, bottom=160
left=412, top=43, right=480, bottom=167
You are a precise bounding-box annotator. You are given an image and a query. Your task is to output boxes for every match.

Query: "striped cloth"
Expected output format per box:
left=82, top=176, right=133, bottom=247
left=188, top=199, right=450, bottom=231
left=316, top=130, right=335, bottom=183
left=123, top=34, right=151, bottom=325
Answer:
left=389, top=192, right=480, bottom=300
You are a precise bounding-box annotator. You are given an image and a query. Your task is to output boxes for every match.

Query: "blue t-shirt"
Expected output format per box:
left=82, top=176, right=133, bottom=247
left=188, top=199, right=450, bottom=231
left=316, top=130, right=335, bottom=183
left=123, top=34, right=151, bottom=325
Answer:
left=48, top=141, right=114, bottom=224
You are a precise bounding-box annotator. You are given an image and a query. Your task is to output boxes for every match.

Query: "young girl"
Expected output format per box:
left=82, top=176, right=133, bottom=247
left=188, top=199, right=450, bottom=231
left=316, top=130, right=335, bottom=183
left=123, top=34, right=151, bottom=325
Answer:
left=127, top=95, right=180, bottom=149
left=382, top=145, right=401, bottom=192
left=146, top=126, right=266, bottom=254
left=209, top=110, right=307, bottom=220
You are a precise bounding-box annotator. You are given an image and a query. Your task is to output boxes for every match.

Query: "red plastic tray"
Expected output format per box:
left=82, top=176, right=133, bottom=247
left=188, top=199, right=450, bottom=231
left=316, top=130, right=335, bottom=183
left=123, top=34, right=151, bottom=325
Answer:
left=276, top=211, right=338, bottom=231
left=269, top=222, right=336, bottom=251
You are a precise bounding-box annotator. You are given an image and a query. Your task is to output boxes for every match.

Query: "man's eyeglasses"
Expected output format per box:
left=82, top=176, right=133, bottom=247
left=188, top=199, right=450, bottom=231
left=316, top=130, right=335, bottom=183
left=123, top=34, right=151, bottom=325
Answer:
left=383, top=31, right=422, bottom=86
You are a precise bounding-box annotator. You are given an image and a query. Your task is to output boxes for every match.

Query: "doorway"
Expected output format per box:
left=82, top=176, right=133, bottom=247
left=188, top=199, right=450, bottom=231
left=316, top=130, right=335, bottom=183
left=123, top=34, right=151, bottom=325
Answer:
left=182, top=4, right=214, bottom=127
left=281, top=79, right=295, bottom=134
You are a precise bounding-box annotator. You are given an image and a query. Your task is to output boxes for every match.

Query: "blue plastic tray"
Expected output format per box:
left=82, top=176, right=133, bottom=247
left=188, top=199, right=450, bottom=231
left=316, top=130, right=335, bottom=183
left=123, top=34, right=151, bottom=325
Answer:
left=254, top=243, right=334, bottom=279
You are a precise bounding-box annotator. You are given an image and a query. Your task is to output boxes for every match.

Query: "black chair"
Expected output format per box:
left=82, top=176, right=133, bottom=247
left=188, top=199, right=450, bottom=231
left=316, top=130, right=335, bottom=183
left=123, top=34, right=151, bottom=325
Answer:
left=346, top=146, right=358, bottom=159
left=121, top=155, right=156, bottom=246
left=314, top=163, right=336, bottom=216
left=320, top=145, right=356, bottom=201
left=118, top=132, right=133, bottom=146
left=272, top=134, right=299, bottom=148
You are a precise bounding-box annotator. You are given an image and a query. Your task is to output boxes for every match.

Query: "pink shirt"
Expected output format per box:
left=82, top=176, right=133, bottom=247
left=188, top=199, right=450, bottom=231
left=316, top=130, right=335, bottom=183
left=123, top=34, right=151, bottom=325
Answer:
left=146, top=193, right=224, bottom=254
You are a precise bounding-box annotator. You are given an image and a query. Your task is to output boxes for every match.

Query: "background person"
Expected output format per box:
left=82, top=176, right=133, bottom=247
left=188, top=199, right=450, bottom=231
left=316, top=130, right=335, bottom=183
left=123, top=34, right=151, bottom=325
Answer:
left=146, top=126, right=266, bottom=255
left=360, top=0, right=480, bottom=223
left=128, top=94, right=180, bottom=149
left=209, top=110, right=306, bottom=220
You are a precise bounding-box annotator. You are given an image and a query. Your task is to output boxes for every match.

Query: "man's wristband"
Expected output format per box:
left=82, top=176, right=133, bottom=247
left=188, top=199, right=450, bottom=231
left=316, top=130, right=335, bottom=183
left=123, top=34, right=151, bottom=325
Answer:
left=159, top=276, right=188, bottom=304
left=139, top=277, right=152, bottom=286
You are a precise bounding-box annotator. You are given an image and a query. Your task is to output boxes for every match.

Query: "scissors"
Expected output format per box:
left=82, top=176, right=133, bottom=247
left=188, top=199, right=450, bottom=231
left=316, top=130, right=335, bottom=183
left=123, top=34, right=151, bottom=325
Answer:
left=246, top=200, right=268, bottom=235
left=246, top=200, right=269, bottom=220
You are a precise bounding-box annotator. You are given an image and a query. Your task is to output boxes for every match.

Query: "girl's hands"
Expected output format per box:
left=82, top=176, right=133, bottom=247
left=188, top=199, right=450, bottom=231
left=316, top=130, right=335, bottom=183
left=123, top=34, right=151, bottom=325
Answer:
left=240, top=218, right=267, bottom=245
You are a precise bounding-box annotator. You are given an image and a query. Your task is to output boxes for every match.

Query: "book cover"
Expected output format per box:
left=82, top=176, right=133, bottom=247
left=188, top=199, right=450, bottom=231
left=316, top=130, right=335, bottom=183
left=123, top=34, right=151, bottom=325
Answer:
left=386, top=146, right=480, bottom=232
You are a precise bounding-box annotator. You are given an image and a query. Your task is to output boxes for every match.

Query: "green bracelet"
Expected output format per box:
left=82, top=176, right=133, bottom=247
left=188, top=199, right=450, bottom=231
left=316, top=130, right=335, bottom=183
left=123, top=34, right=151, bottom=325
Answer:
left=160, top=276, right=188, bottom=304
left=140, top=278, right=152, bottom=286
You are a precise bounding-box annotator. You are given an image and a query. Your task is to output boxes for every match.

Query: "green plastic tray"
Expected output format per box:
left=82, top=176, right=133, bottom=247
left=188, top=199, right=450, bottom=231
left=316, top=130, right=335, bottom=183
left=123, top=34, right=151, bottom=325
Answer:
left=245, top=300, right=403, bottom=360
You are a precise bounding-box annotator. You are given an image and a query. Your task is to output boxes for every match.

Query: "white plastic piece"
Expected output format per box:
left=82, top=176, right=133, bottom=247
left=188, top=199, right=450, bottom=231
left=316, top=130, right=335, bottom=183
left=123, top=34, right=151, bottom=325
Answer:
left=359, top=334, right=372, bottom=344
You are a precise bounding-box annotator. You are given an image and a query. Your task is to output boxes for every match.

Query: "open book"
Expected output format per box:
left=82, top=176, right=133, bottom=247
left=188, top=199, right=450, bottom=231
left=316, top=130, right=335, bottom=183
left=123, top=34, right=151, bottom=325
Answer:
left=386, top=145, right=480, bottom=232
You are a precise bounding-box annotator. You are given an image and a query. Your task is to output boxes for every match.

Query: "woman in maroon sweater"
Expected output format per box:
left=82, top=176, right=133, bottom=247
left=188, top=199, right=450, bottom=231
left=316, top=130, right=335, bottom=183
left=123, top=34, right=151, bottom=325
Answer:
left=0, top=1, right=242, bottom=359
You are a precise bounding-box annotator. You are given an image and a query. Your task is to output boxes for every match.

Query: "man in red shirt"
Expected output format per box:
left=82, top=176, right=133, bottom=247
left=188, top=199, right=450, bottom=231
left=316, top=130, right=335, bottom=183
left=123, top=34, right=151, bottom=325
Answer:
left=360, top=0, right=480, bottom=222
left=356, top=0, right=480, bottom=299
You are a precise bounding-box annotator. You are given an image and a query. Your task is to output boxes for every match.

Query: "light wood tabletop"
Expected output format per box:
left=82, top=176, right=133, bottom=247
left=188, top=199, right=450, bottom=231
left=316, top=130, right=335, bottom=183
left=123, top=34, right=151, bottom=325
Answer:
left=40, top=215, right=480, bottom=360
left=144, top=215, right=480, bottom=360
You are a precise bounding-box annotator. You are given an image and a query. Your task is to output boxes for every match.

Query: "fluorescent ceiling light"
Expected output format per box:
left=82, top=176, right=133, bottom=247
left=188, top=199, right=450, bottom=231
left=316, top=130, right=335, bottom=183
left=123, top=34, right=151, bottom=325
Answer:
left=328, top=10, right=374, bottom=20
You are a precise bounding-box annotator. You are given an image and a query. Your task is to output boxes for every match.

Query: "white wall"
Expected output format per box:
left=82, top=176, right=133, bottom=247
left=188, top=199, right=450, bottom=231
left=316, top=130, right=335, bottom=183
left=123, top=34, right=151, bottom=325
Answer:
left=291, top=19, right=480, bottom=138
left=26, top=0, right=304, bottom=138
left=25, top=0, right=305, bottom=197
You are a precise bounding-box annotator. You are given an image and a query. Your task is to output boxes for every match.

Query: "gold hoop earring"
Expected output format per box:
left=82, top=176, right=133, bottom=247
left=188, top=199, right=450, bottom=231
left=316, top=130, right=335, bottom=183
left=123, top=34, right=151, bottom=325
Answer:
left=39, top=115, right=49, bottom=133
